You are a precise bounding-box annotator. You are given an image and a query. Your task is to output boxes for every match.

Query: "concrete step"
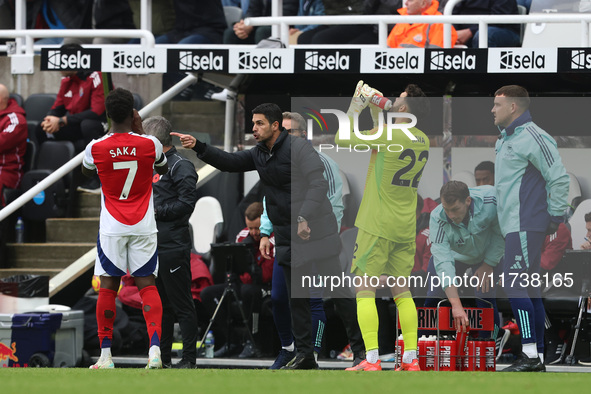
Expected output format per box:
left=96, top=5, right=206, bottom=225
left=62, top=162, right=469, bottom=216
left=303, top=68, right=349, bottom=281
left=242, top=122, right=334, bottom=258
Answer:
left=76, top=192, right=101, bottom=218
left=163, top=101, right=226, bottom=145
left=6, top=243, right=95, bottom=269
left=46, top=218, right=99, bottom=243
left=0, top=268, right=62, bottom=279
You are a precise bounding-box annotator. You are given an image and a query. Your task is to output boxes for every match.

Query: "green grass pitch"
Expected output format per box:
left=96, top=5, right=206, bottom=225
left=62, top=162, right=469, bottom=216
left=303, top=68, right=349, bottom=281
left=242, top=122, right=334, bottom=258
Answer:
left=1, top=369, right=590, bottom=394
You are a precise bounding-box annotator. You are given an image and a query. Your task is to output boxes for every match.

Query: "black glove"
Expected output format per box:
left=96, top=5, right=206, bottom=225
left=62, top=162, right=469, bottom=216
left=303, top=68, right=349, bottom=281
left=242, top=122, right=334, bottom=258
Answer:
left=545, top=221, right=559, bottom=235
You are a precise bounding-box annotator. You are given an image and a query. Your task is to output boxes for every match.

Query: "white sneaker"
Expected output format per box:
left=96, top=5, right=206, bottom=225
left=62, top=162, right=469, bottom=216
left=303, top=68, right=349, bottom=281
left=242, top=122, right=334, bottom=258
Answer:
left=89, top=356, right=114, bottom=369
left=210, top=88, right=229, bottom=102
left=146, top=348, right=162, bottom=369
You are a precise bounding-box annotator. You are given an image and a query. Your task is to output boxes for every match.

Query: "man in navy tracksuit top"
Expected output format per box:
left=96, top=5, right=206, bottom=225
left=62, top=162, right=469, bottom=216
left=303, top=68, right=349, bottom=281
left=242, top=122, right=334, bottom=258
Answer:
left=492, top=85, right=569, bottom=372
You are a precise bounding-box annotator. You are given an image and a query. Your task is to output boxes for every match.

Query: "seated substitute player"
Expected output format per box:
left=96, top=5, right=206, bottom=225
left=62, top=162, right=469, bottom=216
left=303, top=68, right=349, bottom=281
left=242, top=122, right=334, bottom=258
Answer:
left=336, top=81, right=430, bottom=371
left=474, top=160, right=495, bottom=186
left=425, top=181, right=504, bottom=344
left=81, top=88, right=168, bottom=369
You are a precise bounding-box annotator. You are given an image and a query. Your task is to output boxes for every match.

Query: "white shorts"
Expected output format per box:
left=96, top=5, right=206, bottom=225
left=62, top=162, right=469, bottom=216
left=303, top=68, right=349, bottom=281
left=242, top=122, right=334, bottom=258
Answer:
left=95, top=233, right=159, bottom=277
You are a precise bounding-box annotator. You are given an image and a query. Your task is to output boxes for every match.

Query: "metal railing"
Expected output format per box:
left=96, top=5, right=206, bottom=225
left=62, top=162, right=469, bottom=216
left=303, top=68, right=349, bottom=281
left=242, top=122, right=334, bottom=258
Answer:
left=245, top=13, right=591, bottom=48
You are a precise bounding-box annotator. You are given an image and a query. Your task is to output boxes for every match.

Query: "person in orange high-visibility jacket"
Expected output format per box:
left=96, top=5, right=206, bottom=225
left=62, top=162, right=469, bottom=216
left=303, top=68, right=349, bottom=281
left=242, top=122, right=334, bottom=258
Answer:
left=387, top=0, right=457, bottom=48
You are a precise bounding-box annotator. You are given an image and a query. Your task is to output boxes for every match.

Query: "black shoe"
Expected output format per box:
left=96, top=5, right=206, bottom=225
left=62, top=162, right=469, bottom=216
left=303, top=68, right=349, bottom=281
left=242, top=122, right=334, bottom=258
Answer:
left=214, top=343, right=240, bottom=358
left=162, top=362, right=172, bottom=369
left=496, top=328, right=511, bottom=360
left=578, top=356, right=591, bottom=366
left=238, top=340, right=259, bottom=359
left=281, top=353, right=319, bottom=370
left=503, top=352, right=546, bottom=372
left=352, top=357, right=364, bottom=367
left=269, top=349, right=296, bottom=369
left=174, top=359, right=196, bottom=369
left=545, top=340, right=565, bottom=365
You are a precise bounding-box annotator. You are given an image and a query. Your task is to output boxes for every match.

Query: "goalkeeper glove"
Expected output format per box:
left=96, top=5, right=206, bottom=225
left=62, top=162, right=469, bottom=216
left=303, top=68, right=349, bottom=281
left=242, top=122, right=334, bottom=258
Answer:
left=367, top=85, right=385, bottom=128
left=347, top=80, right=376, bottom=116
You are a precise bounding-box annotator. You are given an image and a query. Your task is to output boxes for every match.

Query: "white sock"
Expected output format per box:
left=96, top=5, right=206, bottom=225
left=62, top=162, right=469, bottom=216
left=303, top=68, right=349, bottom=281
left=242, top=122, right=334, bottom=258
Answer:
left=100, top=347, right=111, bottom=359
left=538, top=353, right=544, bottom=363
left=402, top=350, right=417, bottom=364
left=522, top=343, right=538, bottom=358
left=149, top=345, right=160, bottom=359
left=282, top=343, right=295, bottom=352
left=366, top=349, right=379, bottom=364
left=314, top=351, right=318, bottom=362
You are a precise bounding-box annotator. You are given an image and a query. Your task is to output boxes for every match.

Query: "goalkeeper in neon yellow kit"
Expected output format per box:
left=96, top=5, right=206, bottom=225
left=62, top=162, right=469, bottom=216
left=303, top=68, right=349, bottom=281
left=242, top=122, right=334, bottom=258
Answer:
left=339, top=81, right=430, bottom=371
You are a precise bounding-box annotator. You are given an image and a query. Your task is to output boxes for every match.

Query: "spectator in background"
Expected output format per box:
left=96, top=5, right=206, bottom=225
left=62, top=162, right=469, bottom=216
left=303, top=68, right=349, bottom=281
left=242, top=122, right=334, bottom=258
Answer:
left=200, top=202, right=275, bottom=358
left=0, top=84, right=27, bottom=207
left=156, top=0, right=227, bottom=44
left=581, top=212, right=591, bottom=250
left=222, top=0, right=250, bottom=18
left=289, top=0, right=325, bottom=45
left=298, top=0, right=401, bottom=45
left=413, top=195, right=432, bottom=275
left=441, top=0, right=521, bottom=48
left=474, top=160, right=495, bottom=186
left=224, top=0, right=298, bottom=44
left=144, top=116, right=200, bottom=369
left=387, top=0, right=457, bottom=48
left=36, top=43, right=107, bottom=151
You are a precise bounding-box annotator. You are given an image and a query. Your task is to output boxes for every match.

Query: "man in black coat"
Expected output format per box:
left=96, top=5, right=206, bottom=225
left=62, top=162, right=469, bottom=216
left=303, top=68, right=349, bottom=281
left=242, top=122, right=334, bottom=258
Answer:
left=172, top=103, right=345, bottom=369
left=144, top=116, right=199, bottom=369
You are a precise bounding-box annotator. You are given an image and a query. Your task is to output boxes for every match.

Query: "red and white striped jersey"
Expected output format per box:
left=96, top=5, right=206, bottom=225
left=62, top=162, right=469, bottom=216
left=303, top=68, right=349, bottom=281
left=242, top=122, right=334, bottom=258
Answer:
left=83, top=132, right=167, bottom=236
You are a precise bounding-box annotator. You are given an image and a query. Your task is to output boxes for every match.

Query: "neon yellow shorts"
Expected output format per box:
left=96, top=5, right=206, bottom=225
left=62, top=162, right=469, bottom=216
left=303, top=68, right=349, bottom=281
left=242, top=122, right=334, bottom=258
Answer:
left=351, top=229, right=415, bottom=278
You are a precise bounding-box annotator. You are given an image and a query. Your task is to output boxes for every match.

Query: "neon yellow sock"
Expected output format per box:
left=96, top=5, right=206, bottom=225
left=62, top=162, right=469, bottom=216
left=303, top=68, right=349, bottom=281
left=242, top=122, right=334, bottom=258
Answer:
left=356, top=290, right=379, bottom=351
left=394, top=291, right=418, bottom=351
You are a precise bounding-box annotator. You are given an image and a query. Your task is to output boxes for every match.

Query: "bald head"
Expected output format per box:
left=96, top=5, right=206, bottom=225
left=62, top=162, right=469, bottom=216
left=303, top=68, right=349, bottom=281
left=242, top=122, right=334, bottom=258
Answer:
left=0, top=84, right=9, bottom=111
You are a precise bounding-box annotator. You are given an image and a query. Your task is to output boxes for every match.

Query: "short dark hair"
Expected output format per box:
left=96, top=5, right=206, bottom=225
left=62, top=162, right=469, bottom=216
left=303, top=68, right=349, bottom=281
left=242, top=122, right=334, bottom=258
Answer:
left=440, top=181, right=470, bottom=204
left=474, top=161, right=495, bottom=174
left=245, top=202, right=264, bottom=221
left=60, top=43, right=83, bottom=51
left=252, top=103, right=283, bottom=129
left=585, top=212, right=591, bottom=223
left=403, top=84, right=430, bottom=121
left=494, top=85, right=530, bottom=110
left=105, top=88, right=134, bottom=124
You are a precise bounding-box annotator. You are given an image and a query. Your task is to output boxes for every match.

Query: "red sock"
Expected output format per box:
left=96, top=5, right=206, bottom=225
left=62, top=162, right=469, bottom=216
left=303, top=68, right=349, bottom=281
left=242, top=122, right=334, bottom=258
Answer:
left=139, top=285, right=162, bottom=347
left=97, top=288, right=117, bottom=348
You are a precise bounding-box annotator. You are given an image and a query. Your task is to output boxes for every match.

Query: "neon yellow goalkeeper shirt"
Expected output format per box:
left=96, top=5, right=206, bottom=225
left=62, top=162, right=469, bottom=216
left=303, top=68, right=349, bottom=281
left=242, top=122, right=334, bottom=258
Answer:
left=335, top=123, right=430, bottom=243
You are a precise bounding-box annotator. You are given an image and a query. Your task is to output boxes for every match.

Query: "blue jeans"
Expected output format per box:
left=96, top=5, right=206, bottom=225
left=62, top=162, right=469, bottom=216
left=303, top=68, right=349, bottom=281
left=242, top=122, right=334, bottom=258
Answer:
left=156, top=33, right=213, bottom=45
left=472, top=27, right=521, bottom=48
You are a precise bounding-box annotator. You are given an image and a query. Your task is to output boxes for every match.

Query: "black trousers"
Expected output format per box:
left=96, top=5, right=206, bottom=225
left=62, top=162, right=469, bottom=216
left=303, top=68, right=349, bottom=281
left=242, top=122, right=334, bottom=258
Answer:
left=35, top=119, right=104, bottom=152
left=156, top=248, right=198, bottom=364
left=284, top=253, right=365, bottom=357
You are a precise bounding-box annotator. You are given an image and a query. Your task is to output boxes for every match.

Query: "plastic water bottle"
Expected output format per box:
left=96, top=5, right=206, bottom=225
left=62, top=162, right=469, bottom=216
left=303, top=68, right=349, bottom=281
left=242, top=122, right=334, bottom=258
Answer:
left=370, top=94, right=393, bottom=111
left=205, top=331, right=215, bottom=358
left=15, top=217, right=24, bottom=243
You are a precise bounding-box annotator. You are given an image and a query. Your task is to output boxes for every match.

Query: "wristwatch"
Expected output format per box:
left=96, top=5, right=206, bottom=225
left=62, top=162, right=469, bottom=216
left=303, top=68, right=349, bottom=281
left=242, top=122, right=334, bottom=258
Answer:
left=58, top=116, right=66, bottom=128
left=297, top=216, right=307, bottom=223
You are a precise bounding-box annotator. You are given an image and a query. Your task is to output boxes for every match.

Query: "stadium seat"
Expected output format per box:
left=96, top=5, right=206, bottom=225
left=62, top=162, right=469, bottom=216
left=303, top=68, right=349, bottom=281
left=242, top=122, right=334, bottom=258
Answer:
left=223, top=6, right=242, bottom=26
left=23, top=93, right=57, bottom=128
left=20, top=141, right=75, bottom=221
left=189, top=196, right=224, bottom=267
left=9, top=93, right=23, bottom=107
left=451, top=170, right=476, bottom=188
left=132, top=93, right=143, bottom=110
left=565, top=172, right=582, bottom=220
left=568, top=199, right=591, bottom=250
left=23, top=140, right=36, bottom=173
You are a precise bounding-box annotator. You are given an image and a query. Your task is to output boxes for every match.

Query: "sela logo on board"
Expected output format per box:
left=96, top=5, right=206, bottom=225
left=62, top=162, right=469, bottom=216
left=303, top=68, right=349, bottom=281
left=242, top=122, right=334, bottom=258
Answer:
left=238, top=51, right=282, bottom=70
left=178, top=50, right=225, bottom=71
left=359, top=49, right=423, bottom=73
left=570, top=49, right=591, bottom=70
left=41, top=48, right=101, bottom=71
left=429, top=51, right=476, bottom=71
left=304, top=51, right=350, bottom=71
left=102, top=48, right=167, bottom=73
left=295, top=49, right=359, bottom=73
left=113, top=51, right=155, bottom=69
left=375, top=51, right=421, bottom=71
left=488, top=48, right=557, bottom=73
